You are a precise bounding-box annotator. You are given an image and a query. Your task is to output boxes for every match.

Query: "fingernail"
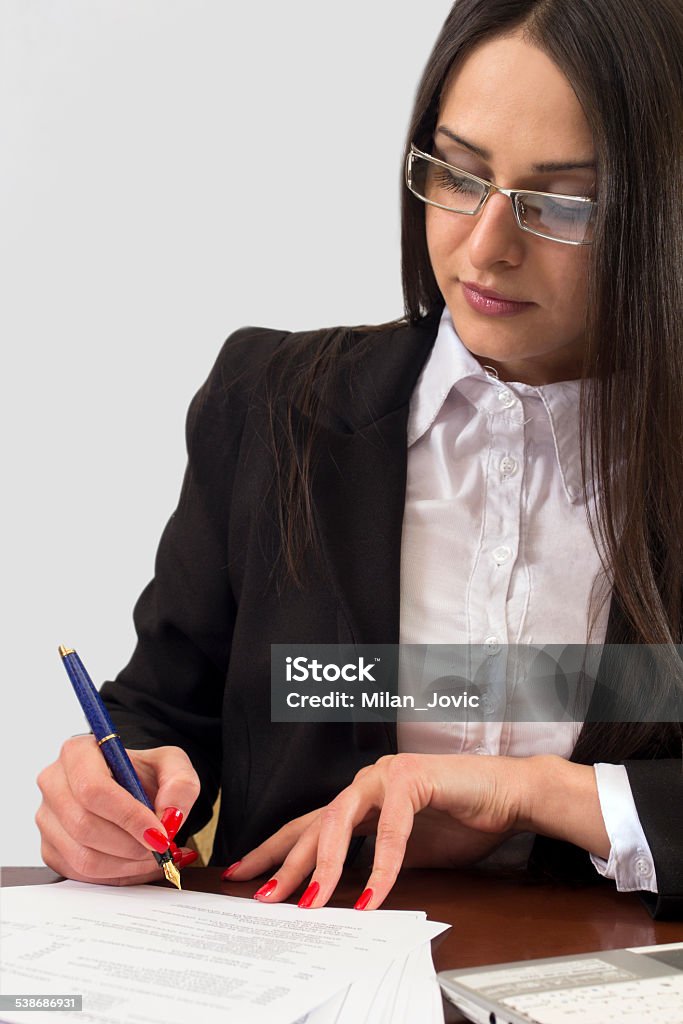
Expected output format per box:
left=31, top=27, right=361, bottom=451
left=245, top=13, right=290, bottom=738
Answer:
left=254, top=878, right=278, bottom=899
left=222, top=861, right=242, bottom=880
left=354, top=888, right=373, bottom=910
left=178, top=850, right=198, bottom=868
left=143, top=827, right=170, bottom=853
left=298, top=881, right=320, bottom=909
left=172, top=848, right=182, bottom=864
left=160, top=807, right=183, bottom=840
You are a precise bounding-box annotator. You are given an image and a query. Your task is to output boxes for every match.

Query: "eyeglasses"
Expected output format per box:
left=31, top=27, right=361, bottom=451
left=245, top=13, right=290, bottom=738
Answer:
left=405, top=144, right=595, bottom=245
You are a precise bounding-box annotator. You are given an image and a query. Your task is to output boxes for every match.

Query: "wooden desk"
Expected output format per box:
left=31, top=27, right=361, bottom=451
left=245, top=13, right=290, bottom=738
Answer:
left=4, top=867, right=682, bottom=1022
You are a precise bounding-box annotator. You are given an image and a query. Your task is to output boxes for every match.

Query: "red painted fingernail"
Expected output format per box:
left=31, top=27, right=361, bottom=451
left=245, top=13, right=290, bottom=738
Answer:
left=169, top=840, right=179, bottom=854
left=178, top=850, right=198, bottom=867
left=143, top=827, right=170, bottom=853
left=222, top=861, right=242, bottom=880
left=254, top=878, right=278, bottom=899
left=298, top=881, right=320, bottom=909
left=160, top=807, right=183, bottom=840
left=172, top=848, right=182, bottom=864
left=354, top=888, right=373, bottom=910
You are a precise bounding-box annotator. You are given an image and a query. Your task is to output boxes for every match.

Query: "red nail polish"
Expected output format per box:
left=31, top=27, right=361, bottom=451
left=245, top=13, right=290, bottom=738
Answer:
left=160, top=807, right=183, bottom=840
left=169, top=840, right=179, bottom=854
left=172, top=848, right=182, bottom=864
left=222, top=861, right=242, bottom=880
left=354, top=888, right=373, bottom=910
left=143, top=827, right=170, bottom=853
left=254, top=878, right=278, bottom=899
left=178, top=850, right=198, bottom=867
left=298, top=881, right=320, bottom=909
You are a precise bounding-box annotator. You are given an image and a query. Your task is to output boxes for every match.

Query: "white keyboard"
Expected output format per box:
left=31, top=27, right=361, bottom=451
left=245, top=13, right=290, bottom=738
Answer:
left=503, top=973, right=683, bottom=1023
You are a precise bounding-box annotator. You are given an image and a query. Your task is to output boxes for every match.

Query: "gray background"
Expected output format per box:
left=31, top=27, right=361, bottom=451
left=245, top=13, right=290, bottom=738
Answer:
left=1, top=0, right=451, bottom=864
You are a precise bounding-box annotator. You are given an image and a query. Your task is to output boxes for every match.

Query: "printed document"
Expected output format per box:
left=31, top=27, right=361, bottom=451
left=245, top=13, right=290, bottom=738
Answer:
left=0, top=880, right=447, bottom=1024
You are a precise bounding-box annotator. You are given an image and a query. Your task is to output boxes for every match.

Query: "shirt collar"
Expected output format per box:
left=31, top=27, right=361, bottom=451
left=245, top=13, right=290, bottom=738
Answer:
left=407, top=305, right=589, bottom=504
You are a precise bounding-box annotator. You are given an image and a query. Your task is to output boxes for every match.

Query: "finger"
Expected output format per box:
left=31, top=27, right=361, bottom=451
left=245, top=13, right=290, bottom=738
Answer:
left=58, top=738, right=176, bottom=855
left=223, top=809, right=322, bottom=881
left=172, top=846, right=199, bottom=868
left=38, top=760, right=153, bottom=862
left=260, top=823, right=325, bottom=904
left=306, top=789, right=374, bottom=907
left=160, top=807, right=184, bottom=841
left=139, top=747, right=201, bottom=824
left=356, top=788, right=417, bottom=910
left=38, top=804, right=163, bottom=885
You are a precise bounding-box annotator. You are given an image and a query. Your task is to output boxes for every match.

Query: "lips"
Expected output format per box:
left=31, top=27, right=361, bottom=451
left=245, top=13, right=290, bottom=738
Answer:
left=459, top=279, right=535, bottom=318
left=461, top=280, right=531, bottom=303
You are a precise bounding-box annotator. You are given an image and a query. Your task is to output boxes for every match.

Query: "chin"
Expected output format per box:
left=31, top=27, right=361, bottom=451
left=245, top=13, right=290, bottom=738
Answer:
left=453, top=318, right=534, bottom=361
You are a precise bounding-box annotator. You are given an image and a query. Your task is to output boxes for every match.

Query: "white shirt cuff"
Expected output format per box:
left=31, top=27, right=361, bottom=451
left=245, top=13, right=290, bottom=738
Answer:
left=590, top=762, right=657, bottom=892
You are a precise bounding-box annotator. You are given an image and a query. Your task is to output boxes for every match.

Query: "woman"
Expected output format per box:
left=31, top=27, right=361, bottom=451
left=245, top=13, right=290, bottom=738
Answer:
left=36, top=0, right=682, bottom=919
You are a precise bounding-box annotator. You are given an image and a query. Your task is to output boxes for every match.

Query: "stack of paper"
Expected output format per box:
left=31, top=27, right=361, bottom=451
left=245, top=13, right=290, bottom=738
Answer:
left=299, top=936, right=446, bottom=1023
left=0, top=880, right=448, bottom=1023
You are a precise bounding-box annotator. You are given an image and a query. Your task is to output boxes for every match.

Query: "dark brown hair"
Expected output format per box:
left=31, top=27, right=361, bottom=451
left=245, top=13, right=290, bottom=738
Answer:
left=264, top=0, right=683, bottom=750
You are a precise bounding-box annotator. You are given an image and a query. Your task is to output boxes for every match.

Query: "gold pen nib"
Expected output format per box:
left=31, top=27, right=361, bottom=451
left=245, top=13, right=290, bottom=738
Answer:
left=163, top=860, right=182, bottom=890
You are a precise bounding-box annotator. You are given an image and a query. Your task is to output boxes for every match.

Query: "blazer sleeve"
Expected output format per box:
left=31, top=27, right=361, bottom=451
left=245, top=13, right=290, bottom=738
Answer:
left=98, top=326, right=289, bottom=839
left=625, top=757, right=683, bottom=919
left=530, top=754, right=683, bottom=921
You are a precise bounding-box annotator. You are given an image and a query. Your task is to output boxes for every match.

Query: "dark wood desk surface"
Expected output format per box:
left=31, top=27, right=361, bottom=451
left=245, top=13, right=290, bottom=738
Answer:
left=4, top=866, right=682, bottom=1022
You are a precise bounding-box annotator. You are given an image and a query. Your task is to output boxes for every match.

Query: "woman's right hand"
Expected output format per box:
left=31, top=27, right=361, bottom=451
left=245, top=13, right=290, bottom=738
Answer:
left=35, top=736, right=201, bottom=885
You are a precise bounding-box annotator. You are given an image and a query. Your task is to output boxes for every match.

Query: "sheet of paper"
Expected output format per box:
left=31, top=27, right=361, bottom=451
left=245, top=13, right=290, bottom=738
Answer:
left=0, top=881, right=447, bottom=1024
left=297, top=940, right=444, bottom=1024
left=399, top=942, right=445, bottom=1024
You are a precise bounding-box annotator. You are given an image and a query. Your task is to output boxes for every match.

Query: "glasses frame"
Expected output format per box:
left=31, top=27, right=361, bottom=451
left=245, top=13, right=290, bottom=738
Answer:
left=405, top=144, right=595, bottom=246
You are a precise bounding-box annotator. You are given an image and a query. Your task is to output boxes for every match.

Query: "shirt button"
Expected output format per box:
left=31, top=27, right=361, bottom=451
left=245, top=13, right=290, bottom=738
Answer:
left=484, top=635, right=500, bottom=655
left=500, top=456, right=517, bottom=476
left=497, top=390, right=517, bottom=409
left=634, top=856, right=651, bottom=877
left=492, top=545, right=512, bottom=564
left=481, top=693, right=495, bottom=716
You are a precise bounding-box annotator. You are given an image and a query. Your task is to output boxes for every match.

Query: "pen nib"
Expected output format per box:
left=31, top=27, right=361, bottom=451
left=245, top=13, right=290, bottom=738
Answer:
left=163, top=861, right=182, bottom=890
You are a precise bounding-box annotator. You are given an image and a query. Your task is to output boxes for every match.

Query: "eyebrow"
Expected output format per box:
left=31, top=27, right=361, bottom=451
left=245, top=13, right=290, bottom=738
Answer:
left=436, top=126, right=596, bottom=173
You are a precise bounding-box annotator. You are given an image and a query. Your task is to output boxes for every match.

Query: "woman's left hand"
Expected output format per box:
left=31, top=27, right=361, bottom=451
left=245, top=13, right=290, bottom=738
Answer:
left=224, top=752, right=534, bottom=909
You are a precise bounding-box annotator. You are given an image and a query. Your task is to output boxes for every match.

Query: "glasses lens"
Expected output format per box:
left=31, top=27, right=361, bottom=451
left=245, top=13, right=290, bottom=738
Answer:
left=516, top=193, right=595, bottom=243
left=409, top=153, right=484, bottom=213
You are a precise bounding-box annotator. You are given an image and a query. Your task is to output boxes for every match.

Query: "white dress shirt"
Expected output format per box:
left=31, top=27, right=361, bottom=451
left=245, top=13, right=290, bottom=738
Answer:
left=396, top=305, right=657, bottom=892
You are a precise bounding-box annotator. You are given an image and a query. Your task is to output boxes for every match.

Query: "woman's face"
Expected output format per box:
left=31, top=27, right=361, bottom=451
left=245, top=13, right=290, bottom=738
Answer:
left=425, top=30, right=596, bottom=384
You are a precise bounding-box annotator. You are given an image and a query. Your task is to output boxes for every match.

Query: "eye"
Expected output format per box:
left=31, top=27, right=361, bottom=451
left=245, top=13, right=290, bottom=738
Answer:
left=546, top=197, right=592, bottom=220
left=436, top=169, right=467, bottom=192
left=541, top=199, right=579, bottom=221
left=518, top=194, right=595, bottom=235
left=433, top=167, right=480, bottom=197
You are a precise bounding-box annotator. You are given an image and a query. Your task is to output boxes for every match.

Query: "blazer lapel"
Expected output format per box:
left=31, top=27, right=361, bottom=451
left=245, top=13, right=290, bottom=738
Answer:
left=303, top=313, right=441, bottom=647
left=310, top=408, right=411, bottom=644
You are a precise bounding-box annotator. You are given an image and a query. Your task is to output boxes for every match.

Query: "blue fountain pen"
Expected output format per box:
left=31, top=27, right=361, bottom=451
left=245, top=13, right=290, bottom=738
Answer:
left=58, top=645, right=181, bottom=889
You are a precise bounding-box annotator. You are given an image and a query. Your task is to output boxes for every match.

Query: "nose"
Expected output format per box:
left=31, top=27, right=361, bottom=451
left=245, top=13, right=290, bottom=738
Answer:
left=467, top=190, right=525, bottom=270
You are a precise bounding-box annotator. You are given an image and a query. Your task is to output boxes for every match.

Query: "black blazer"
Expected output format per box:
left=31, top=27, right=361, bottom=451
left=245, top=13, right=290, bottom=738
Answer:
left=99, top=315, right=683, bottom=918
